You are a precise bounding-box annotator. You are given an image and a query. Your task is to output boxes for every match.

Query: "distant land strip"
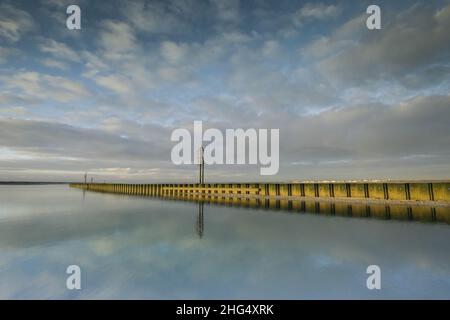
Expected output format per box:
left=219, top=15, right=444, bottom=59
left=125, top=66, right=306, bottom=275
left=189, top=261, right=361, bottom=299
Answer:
left=0, top=181, right=71, bottom=185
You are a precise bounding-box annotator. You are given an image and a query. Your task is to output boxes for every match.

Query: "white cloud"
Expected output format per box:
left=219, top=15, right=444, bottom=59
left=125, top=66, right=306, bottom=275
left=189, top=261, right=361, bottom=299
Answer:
left=0, top=4, right=35, bottom=42
left=123, top=0, right=199, bottom=34
left=299, top=3, right=341, bottom=19
left=98, top=20, right=137, bottom=59
left=293, top=3, right=341, bottom=26
left=1, top=71, right=91, bottom=103
left=160, top=41, right=188, bottom=65
left=40, top=59, right=69, bottom=70
left=39, top=39, right=80, bottom=62
left=94, top=74, right=132, bottom=95
left=304, top=4, right=450, bottom=88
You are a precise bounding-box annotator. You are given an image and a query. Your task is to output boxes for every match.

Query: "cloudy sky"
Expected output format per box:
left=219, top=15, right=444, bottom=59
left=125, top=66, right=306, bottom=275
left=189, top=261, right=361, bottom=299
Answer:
left=0, top=0, right=449, bottom=182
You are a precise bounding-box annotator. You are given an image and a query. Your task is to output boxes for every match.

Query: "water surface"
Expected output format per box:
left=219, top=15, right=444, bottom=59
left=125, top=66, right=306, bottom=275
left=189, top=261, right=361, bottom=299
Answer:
left=1, top=185, right=450, bottom=299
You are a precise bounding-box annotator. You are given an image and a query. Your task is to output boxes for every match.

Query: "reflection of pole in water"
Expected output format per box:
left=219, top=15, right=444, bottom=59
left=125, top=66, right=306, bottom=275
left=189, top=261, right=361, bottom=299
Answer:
left=82, top=189, right=86, bottom=201
left=196, top=202, right=204, bottom=239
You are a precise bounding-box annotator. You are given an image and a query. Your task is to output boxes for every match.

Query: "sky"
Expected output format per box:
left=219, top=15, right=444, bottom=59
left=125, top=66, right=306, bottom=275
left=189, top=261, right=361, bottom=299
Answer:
left=0, top=0, right=449, bottom=182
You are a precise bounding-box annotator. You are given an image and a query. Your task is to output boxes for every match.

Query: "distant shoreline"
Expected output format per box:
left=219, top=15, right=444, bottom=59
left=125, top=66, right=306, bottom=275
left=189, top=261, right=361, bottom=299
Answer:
left=0, top=182, right=71, bottom=185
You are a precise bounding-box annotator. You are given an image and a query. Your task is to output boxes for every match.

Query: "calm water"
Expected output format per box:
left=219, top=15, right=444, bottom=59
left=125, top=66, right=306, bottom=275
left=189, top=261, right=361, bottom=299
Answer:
left=1, top=185, right=450, bottom=299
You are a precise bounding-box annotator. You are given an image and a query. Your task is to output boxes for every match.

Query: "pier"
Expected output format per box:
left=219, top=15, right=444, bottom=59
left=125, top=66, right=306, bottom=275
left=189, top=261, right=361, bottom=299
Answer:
left=70, top=181, right=450, bottom=224
left=70, top=181, right=450, bottom=203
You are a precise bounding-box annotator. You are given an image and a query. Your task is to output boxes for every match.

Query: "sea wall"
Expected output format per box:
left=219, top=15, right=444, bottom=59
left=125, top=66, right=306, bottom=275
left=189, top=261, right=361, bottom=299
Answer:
left=70, top=182, right=450, bottom=202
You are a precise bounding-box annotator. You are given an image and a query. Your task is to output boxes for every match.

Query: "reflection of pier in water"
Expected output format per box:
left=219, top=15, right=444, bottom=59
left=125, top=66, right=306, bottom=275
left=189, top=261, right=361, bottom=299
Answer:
left=77, top=187, right=450, bottom=226
left=164, top=194, right=450, bottom=225
left=196, top=203, right=204, bottom=238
